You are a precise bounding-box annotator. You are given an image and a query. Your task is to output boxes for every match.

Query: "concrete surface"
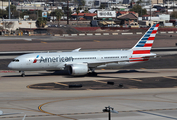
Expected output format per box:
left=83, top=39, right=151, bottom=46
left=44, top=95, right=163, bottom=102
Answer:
left=0, top=69, right=177, bottom=120
left=0, top=33, right=177, bottom=120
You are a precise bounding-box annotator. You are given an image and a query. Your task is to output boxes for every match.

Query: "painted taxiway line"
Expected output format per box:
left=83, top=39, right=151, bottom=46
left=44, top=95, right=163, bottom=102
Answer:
left=54, top=82, right=68, bottom=86
left=38, top=101, right=76, bottom=120
left=2, top=108, right=177, bottom=119
left=129, top=78, right=142, bottom=82
left=93, top=80, right=107, bottom=84
left=53, top=29, right=177, bottom=38
left=163, top=76, right=177, bottom=80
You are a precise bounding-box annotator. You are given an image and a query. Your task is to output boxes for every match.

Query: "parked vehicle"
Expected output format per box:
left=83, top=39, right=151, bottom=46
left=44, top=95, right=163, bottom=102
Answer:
left=129, top=22, right=140, bottom=28
left=122, top=24, right=130, bottom=28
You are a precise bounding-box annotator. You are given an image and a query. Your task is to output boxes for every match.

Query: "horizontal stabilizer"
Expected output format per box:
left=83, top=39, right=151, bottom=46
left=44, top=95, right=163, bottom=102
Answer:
left=72, top=48, right=81, bottom=52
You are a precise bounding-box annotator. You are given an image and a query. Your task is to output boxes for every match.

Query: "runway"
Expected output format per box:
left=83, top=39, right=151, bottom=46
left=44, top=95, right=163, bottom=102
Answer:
left=0, top=33, right=177, bottom=52
left=1, top=33, right=177, bottom=120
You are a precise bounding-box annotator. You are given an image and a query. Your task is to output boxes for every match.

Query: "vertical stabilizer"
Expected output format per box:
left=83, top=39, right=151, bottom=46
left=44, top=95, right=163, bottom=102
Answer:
left=131, top=24, right=159, bottom=54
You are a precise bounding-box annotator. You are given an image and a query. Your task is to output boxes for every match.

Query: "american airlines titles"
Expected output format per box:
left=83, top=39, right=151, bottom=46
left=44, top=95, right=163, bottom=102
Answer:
left=39, top=56, right=74, bottom=63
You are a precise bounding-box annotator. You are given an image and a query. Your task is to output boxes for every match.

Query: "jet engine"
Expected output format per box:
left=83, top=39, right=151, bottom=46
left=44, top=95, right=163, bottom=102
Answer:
left=67, top=63, right=88, bottom=76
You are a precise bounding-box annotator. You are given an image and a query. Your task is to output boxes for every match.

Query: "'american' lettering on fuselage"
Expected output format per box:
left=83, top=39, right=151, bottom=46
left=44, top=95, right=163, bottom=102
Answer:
left=39, top=56, right=74, bottom=63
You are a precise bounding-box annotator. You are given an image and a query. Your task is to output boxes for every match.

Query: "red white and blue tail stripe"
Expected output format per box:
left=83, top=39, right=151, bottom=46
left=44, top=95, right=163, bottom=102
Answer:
left=131, top=24, right=159, bottom=54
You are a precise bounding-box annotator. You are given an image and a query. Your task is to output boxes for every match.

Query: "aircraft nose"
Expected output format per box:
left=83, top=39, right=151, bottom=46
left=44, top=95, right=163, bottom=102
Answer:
left=8, top=62, right=13, bottom=69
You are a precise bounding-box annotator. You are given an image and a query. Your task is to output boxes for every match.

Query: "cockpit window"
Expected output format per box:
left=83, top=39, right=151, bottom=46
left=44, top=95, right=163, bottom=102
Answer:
left=12, top=59, right=19, bottom=62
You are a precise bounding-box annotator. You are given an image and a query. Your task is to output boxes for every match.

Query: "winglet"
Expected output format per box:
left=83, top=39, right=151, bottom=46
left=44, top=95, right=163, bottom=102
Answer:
left=72, top=48, right=81, bottom=52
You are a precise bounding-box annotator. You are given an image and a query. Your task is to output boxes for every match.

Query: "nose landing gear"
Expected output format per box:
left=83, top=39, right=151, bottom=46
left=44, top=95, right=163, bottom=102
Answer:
left=19, top=71, right=25, bottom=77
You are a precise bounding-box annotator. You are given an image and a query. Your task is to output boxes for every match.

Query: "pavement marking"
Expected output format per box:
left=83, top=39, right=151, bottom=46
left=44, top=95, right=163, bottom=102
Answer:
left=160, top=32, right=166, bottom=34
left=103, top=33, right=109, bottom=35
left=136, top=32, right=142, bottom=34
left=93, top=40, right=100, bottom=42
left=168, top=31, right=174, bottom=34
left=79, top=34, right=85, bottom=36
left=87, top=33, right=93, bottom=36
left=93, top=80, right=107, bottom=84
left=122, top=32, right=133, bottom=35
left=129, top=78, right=142, bottom=82
left=24, top=38, right=32, bottom=41
left=163, top=76, right=177, bottom=80
left=54, top=82, right=68, bottom=86
left=38, top=101, right=76, bottom=120
left=37, top=94, right=177, bottom=120
left=2, top=108, right=177, bottom=119
left=120, top=108, right=177, bottom=113
left=63, top=34, right=69, bottom=36
left=71, top=34, right=77, bottom=36
left=62, top=112, right=102, bottom=115
left=95, top=33, right=101, bottom=35
left=139, top=111, right=177, bottom=119
left=112, top=33, right=118, bottom=35
left=0, top=107, right=42, bottom=113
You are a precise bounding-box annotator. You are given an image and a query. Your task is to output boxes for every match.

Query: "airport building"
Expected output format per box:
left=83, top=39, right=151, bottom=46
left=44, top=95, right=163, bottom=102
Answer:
left=0, top=19, right=37, bottom=35
left=0, top=1, right=10, bottom=10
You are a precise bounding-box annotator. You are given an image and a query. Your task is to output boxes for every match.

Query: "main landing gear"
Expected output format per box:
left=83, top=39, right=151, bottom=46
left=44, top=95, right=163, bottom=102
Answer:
left=88, top=72, right=97, bottom=76
left=88, top=69, right=98, bottom=76
left=19, top=71, right=25, bottom=77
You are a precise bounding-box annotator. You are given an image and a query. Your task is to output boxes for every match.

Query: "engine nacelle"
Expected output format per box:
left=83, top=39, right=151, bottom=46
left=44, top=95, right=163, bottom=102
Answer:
left=67, top=63, right=88, bottom=76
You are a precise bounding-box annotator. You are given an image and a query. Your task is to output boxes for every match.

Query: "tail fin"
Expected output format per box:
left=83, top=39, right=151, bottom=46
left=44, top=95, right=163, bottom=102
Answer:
left=131, top=24, right=159, bottom=54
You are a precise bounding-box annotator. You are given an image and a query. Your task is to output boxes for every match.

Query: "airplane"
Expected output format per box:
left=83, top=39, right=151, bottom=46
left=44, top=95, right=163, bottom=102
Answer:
left=8, top=24, right=159, bottom=77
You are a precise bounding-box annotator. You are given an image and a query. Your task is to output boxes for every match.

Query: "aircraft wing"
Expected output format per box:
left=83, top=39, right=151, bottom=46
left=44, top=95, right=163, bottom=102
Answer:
left=88, top=55, right=156, bottom=68
left=87, top=59, right=133, bottom=68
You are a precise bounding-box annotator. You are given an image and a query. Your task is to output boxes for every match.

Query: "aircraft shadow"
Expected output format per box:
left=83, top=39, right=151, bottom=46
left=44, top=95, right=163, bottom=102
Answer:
left=65, top=69, right=157, bottom=78
left=86, top=70, right=156, bottom=79
left=2, top=69, right=156, bottom=78
left=2, top=70, right=69, bottom=77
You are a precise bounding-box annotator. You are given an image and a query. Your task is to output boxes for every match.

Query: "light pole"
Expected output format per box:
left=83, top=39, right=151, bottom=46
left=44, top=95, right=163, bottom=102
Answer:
left=28, top=22, right=31, bottom=35
left=67, top=0, right=69, bottom=25
left=2, top=0, right=3, bottom=19
left=103, top=106, right=118, bottom=120
left=8, top=0, right=10, bottom=19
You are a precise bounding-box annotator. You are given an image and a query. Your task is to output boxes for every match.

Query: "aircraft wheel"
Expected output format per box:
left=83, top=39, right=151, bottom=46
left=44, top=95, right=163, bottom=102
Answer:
left=21, top=73, right=25, bottom=77
left=88, top=72, right=97, bottom=76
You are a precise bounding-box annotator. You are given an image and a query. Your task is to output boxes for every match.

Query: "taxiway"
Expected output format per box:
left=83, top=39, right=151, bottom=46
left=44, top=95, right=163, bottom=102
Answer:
left=0, top=68, right=177, bottom=120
